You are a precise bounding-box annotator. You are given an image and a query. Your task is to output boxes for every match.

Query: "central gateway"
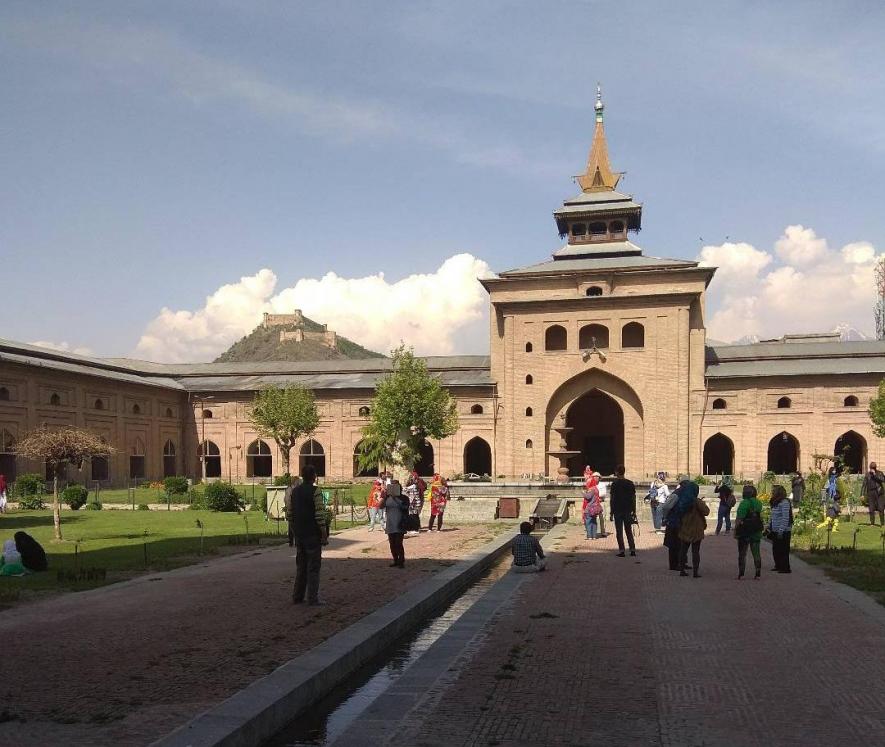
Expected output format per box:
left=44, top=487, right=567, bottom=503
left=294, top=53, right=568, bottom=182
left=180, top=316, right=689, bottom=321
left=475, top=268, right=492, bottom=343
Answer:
left=481, top=87, right=714, bottom=478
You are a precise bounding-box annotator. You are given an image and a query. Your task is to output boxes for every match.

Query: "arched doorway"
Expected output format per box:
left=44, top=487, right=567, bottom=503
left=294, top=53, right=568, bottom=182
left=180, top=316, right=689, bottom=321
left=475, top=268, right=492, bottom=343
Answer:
left=246, top=439, right=273, bottom=478
left=566, top=389, right=624, bottom=476
left=353, top=440, right=378, bottom=478
left=767, top=432, right=799, bottom=474
left=299, top=439, right=326, bottom=477
left=835, top=431, right=866, bottom=473
left=199, top=440, right=222, bottom=479
left=0, top=429, right=16, bottom=482
left=163, top=439, right=176, bottom=478
left=463, top=437, right=492, bottom=476
left=416, top=440, right=435, bottom=476
left=702, top=433, right=734, bottom=475
left=129, top=438, right=146, bottom=480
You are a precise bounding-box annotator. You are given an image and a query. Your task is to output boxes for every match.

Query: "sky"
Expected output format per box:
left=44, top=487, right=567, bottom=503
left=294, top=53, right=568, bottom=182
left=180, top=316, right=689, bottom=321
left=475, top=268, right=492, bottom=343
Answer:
left=2, top=1, right=885, bottom=360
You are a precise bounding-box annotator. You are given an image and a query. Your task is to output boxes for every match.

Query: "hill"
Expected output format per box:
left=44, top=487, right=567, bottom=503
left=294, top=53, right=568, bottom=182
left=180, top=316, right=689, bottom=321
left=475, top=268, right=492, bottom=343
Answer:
left=215, top=312, right=384, bottom=363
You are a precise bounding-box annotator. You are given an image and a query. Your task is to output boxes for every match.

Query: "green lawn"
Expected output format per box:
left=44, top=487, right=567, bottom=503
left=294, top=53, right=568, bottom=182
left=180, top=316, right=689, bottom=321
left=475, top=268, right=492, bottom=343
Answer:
left=794, top=518, right=885, bottom=605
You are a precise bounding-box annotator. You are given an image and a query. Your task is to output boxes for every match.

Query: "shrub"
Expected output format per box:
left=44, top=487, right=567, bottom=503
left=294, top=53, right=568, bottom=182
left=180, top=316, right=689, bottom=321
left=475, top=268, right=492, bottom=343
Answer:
left=204, top=481, right=244, bottom=512
left=62, top=484, right=89, bottom=511
left=85, top=501, right=103, bottom=511
left=14, top=473, right=44, bottom=498
left=188, top=490, right=208, bottom=510
left=18, top=493, right=46, bottom=510
left=163, top=476, right=189, bottom=496
left=273, top=474, right=292, bottom=487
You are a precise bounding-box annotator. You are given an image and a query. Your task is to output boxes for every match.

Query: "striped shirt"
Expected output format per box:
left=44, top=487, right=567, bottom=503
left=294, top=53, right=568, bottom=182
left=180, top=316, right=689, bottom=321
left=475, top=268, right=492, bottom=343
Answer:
left=512, top=534, right=544, bottom=566
left=769, top=499, right=792, bottom=534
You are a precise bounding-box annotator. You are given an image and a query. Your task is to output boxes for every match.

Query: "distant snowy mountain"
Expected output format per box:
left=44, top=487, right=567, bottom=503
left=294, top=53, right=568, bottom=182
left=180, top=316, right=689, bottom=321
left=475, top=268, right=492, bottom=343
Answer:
left=730, top=334, right=761, bottom=345
left=831, top=323, right=871, bottom=341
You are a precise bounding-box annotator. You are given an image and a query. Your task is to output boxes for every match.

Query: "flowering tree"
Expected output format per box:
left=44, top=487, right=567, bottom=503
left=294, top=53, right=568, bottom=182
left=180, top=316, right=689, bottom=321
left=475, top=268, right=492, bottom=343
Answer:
left=16, top=427, right=114, bottom=540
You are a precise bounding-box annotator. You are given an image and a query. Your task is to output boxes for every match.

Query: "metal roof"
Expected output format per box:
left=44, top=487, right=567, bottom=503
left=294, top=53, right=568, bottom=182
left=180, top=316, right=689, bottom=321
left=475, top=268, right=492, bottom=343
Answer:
left=705, top=340, right=885, bottom=378
left=553, top=200, right=642, bottom=216
left=499, top=254, right=700, bottom=276
left=552, top=240, right=643, bottom=259
left=562, top=190, right=635, bottom=205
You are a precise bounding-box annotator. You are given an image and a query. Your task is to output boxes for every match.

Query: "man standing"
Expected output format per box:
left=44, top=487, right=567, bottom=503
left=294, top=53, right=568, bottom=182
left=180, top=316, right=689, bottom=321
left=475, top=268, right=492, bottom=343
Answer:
left=283, top=474, right=302, bottom=547
left=862, top=462, right=885, bottom=525
left=609, top=464, right=636, bottom=557
left=291, top=464, right=329, bottom=605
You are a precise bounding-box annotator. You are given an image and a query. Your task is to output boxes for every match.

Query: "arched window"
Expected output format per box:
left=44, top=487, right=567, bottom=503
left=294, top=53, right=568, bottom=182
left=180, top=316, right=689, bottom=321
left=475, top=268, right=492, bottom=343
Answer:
left=777, top=396, right=791, bottom=409
left=0, top=429, right=16, bottom=482
left=525, top=342, right=533, bottom=353
left=589, top=221, right=607, bottom=236
left=299, top=439, right=326, bottom=478
left=202, top=409, right=213, bottom=419
left=571, top=223, right=586, bottom=236
left=525, top=439, right=533, bottom=449
left=0, top=387, right=9, bottom=401
left=165, top=407, right=173, bottom=418
left=358, top=406, right=371, bottom=417
left=163, top=439, right=176, bottom=478
left=702, top=433, right=734, bottom=475
left=579, top=324, right=609, bottom=349
left=463, top=436, right=492, bottom=476
left=609, top=220, right=625, bottom=235
left=470, top=404, right=484, bottom=415
left=129, top=437, right=145, bottom=480
left=50, top=393, right=60, bottom=406
left=585, top=286, right=603, bottom=297
left=844, top=395, right=859, bottom=407
left=525, top=374, right=533, bottom=385
left=712, top=398, right=727, bottom=411
left=353, top=440, right=379, bottom=478
left=835, top=431, right=866, bottom=474
left=132, top=404, right=141, bottom=415
left=545, top=325, right=567, bottom=351
left=247, top=439, right=273, bottom=478
left=417, top=440, right=435, bottom=476
left=525, top=407, right=533, bottom=417
left=621, top=322, right=645, bottom=348
left=199, top=440, right=222, bottom=478
left=767, top=432, right=799, bottom=474
left=94, top=399, right=104, bottom=410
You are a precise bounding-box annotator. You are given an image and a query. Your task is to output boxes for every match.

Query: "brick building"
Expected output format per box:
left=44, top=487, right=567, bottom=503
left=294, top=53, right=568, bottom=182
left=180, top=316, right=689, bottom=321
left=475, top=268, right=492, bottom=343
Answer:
left=1, top=90, right=882, bottom=485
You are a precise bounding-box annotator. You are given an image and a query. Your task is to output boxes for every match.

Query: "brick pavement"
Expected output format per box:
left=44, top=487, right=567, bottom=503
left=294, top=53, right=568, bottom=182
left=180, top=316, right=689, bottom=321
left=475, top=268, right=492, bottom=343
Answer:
left=0, top=522, right=502, bottom=746
left=400, top=523, right=885, bottom=747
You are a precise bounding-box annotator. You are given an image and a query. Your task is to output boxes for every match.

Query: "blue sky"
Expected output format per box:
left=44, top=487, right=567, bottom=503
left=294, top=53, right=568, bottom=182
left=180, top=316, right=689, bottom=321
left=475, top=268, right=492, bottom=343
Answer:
left=2, top=1, right=884, bottom=359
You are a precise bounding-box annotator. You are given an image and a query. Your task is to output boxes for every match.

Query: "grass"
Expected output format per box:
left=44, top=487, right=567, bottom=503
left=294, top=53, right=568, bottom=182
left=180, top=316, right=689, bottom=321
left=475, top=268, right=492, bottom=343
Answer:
left=0, top=509, right=291, bottom=604
left=793, top=517, right=885, bottom=605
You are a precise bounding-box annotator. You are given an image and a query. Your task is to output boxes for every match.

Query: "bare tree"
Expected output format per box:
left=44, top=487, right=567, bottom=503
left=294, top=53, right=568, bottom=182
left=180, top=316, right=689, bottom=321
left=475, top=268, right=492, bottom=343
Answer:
left=16, top=427, right=114, bottom=540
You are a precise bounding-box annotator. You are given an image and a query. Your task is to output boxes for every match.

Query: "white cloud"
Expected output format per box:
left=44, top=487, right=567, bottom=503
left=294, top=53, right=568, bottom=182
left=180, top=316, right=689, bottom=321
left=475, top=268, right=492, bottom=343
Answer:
left=699, top=225, right=881, bottom=342
left=29, top=340, right=94, bottom=356
left=133, top=254, right=494, bottom=362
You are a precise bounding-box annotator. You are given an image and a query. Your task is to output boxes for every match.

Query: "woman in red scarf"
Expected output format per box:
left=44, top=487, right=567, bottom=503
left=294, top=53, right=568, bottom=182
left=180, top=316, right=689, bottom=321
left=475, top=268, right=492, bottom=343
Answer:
left=428, top=474, right=448, bottom=531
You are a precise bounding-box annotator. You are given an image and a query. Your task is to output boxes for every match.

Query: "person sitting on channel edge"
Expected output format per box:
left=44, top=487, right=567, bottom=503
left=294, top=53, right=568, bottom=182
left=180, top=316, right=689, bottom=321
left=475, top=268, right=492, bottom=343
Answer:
left=511, top=521, right=546, bottom=572
left=609, top=465, right=637, bottom=557
left=291, top=464, right=329, bottom=605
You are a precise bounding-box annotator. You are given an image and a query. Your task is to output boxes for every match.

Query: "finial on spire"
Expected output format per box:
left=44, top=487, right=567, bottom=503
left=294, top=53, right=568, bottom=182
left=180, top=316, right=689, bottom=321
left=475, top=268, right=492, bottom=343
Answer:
left=576, top=83, right=620, bottom=192
left=595, top=83, right=604, bottom=122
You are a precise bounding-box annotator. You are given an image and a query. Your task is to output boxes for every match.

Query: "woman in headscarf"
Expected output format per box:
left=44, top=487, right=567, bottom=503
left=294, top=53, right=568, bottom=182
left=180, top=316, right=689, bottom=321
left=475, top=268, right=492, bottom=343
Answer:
left=582, top=472, right=602, bottom=540
left=366, top=479, right=384, bottom=532
left=382, top=481, right=409, bottom=567
left=0, top=539, right=26, bottom=576
left=768, top=484, right=793, bottom=573
left=403, top=475, right=421, bottom=537
left=428, top=474, right=448, bottom=531
left=676, top=480, right=708, bottom=577
left=662, top=478, right=691, bottom=571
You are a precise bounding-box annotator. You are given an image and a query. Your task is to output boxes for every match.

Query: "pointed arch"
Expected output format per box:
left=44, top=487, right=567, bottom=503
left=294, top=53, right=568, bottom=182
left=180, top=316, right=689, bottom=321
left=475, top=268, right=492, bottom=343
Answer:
left=0, top=429, right=16, bottom=482
left=299, top=439, right=325, bottom=477
left=767, top=432, right=799, bottom=474
left=247, top=439, right=273, bottom=478
left=463, top=436, right=492, bottom=476
left=702, top=433, right=734, bottom=475
left=416, top=440, right=435, bottom=476
left=129, top=437, right=146, bottom=480
left=835, top=430, right=866, bottom=474
left=163, top=439, right=177, bottom=478
left=199, top=440, right=222, bottom=478
left=353, top=440, right=379, bottom=478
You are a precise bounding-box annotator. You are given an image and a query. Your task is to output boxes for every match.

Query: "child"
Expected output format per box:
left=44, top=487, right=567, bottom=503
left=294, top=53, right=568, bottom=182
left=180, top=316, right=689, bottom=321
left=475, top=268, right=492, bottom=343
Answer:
left=511, top=521, right=546, bottom=573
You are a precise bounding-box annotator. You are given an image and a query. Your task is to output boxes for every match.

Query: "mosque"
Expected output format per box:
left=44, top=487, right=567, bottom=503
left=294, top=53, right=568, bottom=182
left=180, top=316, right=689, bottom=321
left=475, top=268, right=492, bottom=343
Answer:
left=1, top=91, right=883, bottom=486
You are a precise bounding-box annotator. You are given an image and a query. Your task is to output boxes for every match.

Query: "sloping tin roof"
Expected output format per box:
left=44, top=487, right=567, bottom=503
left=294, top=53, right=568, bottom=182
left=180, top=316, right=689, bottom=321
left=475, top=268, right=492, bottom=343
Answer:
left=499, top=254, right=700, bottom=276
left=705, top=341, right=885, bottom=378
left=553, top=240, right=643, bottom=259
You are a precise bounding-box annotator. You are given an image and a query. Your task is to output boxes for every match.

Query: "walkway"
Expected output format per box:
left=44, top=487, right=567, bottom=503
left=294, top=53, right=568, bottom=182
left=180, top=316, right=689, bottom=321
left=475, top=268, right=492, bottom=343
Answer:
left=0, top=523, right=503, bottom=746
left=338, top=523, right=885, bottom=747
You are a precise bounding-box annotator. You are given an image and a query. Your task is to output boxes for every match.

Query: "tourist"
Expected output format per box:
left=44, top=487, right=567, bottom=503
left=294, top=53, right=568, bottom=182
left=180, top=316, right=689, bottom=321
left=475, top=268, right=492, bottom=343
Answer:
left=861, top=462, right=885, bottom=526
left=677, top=480, right=709, bottom=577
left=0, top=473, right=7, bottom=514
left=662, top=478, right=688, bottom=571
left=283, top=474, right=303, bottom=547
left=735, top=484, right=764, bottom=580
left=0, top=539, right=26, bottom=576
left=791, top=472, right=805, bottom=507
left=366, top=479, right=384, bottom=532
left=647, top=472, right=669, bottom=533
left=511, top=521, right=546, bottom=572
left=714, top=483, right=735, bottom=535
left=383, top=480, right=409, bottom=567
left=768, top=484, right=793, bottom=573
left=404, top=475, right=421, bottom=537
left=428, top=474, right=449, bottom=531
left=609, top=465, right=636, bottom=557
left=582, top=473, right=602, bottom=539
left=14, top=531, right=47, bottom=572
left=290, top=464, right=329, bottom=605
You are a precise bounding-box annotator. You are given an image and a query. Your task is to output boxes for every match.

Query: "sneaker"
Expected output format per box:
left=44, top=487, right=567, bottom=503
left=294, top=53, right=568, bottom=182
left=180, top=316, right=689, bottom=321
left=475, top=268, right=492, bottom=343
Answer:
left=369, top=526, right=374, bottom=532
left=629, top=550, right=636, bottom=557
left=616, top=552, right=625, bottom=557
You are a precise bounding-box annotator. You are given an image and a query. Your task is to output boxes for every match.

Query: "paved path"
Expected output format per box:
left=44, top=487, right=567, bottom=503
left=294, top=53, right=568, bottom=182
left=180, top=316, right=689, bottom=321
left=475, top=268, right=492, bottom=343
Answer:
left=365, top=523, right=885, bottom=747
left=0, top=523, right=502, bottom=746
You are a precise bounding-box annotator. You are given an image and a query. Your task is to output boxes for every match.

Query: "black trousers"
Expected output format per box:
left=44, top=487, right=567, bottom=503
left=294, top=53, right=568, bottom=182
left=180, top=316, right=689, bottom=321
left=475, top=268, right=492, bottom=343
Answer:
left=664, top=526, right=681, bottom=570
left=293, top=536, right=322, bottom=603
left=428, top=513, right=444, bottom=530
left=287, top=520, right=295, bottom=547
left=614, top=515, right=635, bottom=552
left=388, top=532, right=405, bottom=566
left=771, top=531, right=792, bottom=572
left=679, top=539, right=701, bottom=573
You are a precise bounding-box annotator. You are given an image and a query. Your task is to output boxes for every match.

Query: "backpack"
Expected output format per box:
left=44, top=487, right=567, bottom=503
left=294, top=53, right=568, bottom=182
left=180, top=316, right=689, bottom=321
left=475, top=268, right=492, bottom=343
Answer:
left=739, top=507, right=763, bottom=537
left=725, top=494, right=736, bottom=509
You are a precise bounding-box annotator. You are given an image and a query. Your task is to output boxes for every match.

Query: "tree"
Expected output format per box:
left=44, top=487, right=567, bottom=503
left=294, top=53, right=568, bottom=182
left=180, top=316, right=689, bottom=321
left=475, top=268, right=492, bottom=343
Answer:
left=16, top=427, right=114, bottom=540
left=249, top=385, right=320, bottom=476
left=357, top=345, right=458, bottom=475
left=870, top=379, right=885, bottom=438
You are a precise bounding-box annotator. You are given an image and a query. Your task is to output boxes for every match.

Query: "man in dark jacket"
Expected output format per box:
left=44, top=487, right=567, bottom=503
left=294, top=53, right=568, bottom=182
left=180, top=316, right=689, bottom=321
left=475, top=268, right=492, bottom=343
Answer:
left=609, top=464, right=636, bottom=557
left=862, top=462, right=885, bottom=525
left=291, top=465, right=329, bottom=605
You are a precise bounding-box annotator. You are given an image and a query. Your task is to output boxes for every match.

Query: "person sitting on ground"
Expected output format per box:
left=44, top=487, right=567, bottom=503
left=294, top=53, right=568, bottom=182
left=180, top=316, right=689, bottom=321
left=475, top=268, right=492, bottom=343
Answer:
left=676, top=480, right=709, bottom=578
left=609, top=465, right=637, bottom=557
left=768, top=484, right=793, bottom=574
left=0, top=539, right=26, bottom=576
left=735, top=484, right=764, bottom=580
left=14, top=531, right=47, bottom=572
left=715, top=483, right=736, bottom=535
left=511, top=521, right=546, bottom=573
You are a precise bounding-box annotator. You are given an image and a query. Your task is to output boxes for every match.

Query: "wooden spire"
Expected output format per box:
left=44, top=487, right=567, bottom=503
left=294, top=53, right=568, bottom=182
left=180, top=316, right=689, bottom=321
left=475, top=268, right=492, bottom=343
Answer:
left=576, top=84, right=621, bottom=192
